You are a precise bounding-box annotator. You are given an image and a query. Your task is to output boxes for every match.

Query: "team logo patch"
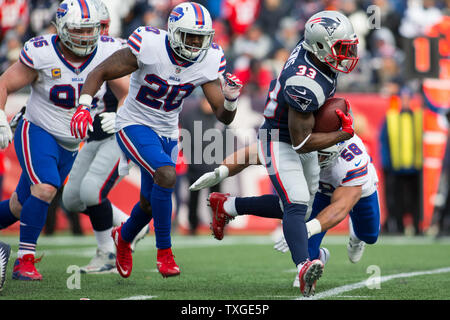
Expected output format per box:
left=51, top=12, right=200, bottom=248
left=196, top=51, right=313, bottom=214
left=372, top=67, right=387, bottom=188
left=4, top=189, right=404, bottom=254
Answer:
left=286, top=86, right=312, bottom=111
left=56, top=3, right=68, bottom=18
left=51, top=68, right=61, bottom=79
left=169, top=7, right=184, bottom=22
left=310, top=17, right=340, bottom=36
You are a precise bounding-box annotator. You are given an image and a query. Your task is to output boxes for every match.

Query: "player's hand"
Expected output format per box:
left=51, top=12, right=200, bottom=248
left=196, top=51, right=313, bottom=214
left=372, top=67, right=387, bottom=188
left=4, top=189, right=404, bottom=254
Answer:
left=189, top=165, right=229, bottom=191
left=0, top=109, right=12, bottom=149
left=71, top=104, right=93, bottom=139
left=220, top=73, right=243, bottom=101
left=273, top=233, right=289, bottom=253
left=336, top=108, right=354, bottom=137
left=99, top=112, right=116, bottom=134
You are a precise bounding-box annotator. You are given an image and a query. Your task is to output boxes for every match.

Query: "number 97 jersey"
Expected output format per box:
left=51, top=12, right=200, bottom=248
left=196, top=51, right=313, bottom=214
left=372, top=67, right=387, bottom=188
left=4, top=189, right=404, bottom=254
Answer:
left=319, top=135, right=379, bottom=198
left=116, top=26, right=226, bottom=140
left=19, top=34, right=123, bottom=151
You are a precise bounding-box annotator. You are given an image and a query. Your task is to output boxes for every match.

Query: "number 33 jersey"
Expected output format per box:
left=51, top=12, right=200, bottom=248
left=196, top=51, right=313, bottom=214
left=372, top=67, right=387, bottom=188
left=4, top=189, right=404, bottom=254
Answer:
left=319, top=135, right=379, bottom=198
left=116, top=26, right=226, bottom=139
left=19, top=34, right=123, bottom=151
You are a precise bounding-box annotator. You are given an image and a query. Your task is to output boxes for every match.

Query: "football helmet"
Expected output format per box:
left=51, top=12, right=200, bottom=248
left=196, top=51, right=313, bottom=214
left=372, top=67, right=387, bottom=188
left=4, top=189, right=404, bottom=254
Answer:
left=55, top=0, right=101, bottom=56
left=167, top=2, right=215, bottom=63
left=318, top=142, right=345, bottom=169
left=93, top=0, right=110, bottom=35
left=303, top=11, right=359, bottom=73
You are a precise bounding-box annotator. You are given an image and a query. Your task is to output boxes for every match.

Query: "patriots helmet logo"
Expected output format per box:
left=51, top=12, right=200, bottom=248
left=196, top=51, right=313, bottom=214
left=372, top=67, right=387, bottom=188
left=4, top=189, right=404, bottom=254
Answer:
left=56, top=3, right=68, bottom=18
left=310, top=17, right=340, bottom=37
left=169, top=7, right=184, bottom=22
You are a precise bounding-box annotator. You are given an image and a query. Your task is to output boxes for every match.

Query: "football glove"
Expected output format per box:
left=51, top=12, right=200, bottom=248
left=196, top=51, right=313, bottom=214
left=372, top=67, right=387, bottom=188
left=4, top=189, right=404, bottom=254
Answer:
left=0, top=109, right=12, bottom=149
left=99, top=112, right=116, bottom=134
left=71, top=104, right=93, bottom=139
left=336, top=108, right=354, bottom=137
left=9, top=106, right=26, bottom=135
left=220, top=73, right=243, bottom=111
left=273, top=233, right=289, bottom=253
left=189, top=165, right=229, bottom=191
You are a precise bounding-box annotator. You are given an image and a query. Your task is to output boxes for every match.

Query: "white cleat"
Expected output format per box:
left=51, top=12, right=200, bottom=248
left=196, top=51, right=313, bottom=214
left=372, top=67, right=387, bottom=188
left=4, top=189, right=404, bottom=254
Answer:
left=347, top=236, right=366, bottom=263
left=80, top=249, right=117, bottom=274
left=130, top=224, right=149, bottom=252
left=294, top=248, right=329, bottom=287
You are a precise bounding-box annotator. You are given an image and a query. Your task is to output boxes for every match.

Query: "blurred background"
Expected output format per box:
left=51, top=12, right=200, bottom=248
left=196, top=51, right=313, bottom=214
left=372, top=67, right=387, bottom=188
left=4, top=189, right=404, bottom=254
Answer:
left=0, top=0, right=449, bottom=239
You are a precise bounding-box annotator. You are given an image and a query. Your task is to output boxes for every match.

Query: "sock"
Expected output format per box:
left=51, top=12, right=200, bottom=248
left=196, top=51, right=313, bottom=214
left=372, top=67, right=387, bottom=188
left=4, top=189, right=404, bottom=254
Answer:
left=0, top=199, right=18, bottom=229
left=121, top=202, right=151, bottom=243
left=85, top=200, right=113, bottom=232
left=223, top=197, right=237, bottom=216
left=235, top=195, right=283, bottom=219
left=94, top=228, right=114, bottom=253
left=18, top=195, right=49, bottom=257
left=112, top=203, right=129, bottom=226
left=151, top=184, right=173, bottom=250
left=283, top=202, right=309, bottom=266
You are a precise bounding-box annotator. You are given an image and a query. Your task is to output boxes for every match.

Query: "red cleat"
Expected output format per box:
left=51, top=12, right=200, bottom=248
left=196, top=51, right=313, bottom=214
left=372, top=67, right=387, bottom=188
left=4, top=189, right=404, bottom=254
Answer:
left=112, top=224, right=133, bottom=278
left=156, top=248, right=180, bottom=278
left=207, top=192, right=234, bottom=240
left=299, top=259, right=324, bottom=297
left=12, top=254, right=43, bottom=281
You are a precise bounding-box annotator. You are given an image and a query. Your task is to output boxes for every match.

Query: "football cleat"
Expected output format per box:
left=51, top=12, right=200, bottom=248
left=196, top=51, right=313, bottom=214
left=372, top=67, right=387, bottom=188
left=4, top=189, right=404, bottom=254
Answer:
left=156, top=248, right=180, bottom=278
left=130, top=224, right=149, bottom=253
left=111, top=224, right=133, bottom=278
left=207, top=192, right=234, bottom=240
left=12, top=254, right=43, bottom=281
left=298, top=259, right=324, bottom=297
left=294, top=248, right=329, bottom=287
left=347, top=236, right=366, bottom=263
left=80, top=249, right=117, bottom=274
left=0, top=241, right=11, bottom=291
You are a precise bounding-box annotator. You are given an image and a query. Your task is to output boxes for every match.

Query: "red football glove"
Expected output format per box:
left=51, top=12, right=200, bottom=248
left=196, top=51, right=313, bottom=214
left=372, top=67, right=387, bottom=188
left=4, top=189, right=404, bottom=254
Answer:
left=70, top=105, right=93, bottom=139
left=336, top=108, right=354, bottom=137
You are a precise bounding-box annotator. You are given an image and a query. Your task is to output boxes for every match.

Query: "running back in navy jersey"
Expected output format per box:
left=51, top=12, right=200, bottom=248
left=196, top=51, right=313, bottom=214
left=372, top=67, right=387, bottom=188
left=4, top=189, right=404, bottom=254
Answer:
left=262, top=41, right=338, bottom=144
left=88, top=84, right=118, bottom=142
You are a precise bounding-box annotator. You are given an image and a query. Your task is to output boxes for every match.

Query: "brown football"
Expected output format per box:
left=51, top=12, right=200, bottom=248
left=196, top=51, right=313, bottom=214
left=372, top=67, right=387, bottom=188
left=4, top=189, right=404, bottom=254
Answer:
left=312, top=97, right=349, bottom=132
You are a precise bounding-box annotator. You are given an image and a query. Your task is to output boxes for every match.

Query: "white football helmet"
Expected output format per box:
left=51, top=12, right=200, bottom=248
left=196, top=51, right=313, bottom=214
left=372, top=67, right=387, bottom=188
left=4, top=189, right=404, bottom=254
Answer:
left=93, top=0, right=110, bottom=35
left=303, top=11, right=359, bottom=73
left=55, top=0, right=101, bottom=56
left=318, top=142, right=345, bottom=169
left=167, top=2, right=215, bottom=63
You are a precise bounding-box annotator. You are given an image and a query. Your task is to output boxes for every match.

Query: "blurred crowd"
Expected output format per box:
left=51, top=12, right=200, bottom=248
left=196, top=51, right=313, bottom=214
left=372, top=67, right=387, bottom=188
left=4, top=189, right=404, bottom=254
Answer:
left=0, top=0, right=449, bottom=102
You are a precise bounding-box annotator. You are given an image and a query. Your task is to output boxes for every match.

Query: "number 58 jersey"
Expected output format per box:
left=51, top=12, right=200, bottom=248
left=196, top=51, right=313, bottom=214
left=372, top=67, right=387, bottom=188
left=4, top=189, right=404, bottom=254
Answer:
left=116, top=26, right=226, bottom=139
left=319, top=135, right=379, bottom=198
left=19, top=34, right=123, bottom=151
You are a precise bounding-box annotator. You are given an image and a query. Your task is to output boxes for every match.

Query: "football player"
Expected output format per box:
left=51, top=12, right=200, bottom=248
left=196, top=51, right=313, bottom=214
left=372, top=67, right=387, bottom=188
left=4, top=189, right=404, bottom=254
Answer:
left=244, top=10, right=357, bottom=296
left=70, top=2, right=243, bottom=278
left=0, top=0, right=129, bottom=281
left=61, top=0, right=147, bottom=274
left=190, top=133, right=380, bottom=287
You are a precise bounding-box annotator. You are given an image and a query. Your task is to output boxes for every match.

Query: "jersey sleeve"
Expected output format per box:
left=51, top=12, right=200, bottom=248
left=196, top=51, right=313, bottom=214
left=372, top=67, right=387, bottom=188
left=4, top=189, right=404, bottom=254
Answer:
left=217, top=45, right=226, bottom=75
left=127, top=27, right=144, bottom=56
left=283, top=75, right=326, bottom=113
left=19, top=39, right=37, bottom=69
left=340, top=160, right=370, bottom=187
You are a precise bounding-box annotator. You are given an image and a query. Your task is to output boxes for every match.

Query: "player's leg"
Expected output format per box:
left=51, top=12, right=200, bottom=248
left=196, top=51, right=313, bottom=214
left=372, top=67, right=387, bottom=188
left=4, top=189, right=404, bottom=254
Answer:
left=258, top=134, right=323, bottom=296
left=347, top=191, right=381, bottom=263
left=12, top=120, right=76, bottom=280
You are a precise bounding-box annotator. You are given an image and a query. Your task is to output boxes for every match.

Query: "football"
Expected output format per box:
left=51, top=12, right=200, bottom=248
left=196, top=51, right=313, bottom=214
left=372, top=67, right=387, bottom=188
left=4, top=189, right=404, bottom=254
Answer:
left=312, top=97, right=349, bottom=132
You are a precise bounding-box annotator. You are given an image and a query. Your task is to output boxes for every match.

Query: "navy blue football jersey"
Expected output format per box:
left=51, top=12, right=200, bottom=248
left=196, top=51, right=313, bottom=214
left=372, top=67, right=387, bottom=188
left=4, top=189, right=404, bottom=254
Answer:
left=261, top=41, right=338, bottom=144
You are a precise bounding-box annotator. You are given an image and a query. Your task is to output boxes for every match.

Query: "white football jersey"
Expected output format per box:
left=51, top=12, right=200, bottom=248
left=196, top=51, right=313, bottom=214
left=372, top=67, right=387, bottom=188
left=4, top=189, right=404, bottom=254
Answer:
left=318, top=135, right=379, bottom=198
left=116, top=26, right=226, bottom=139
left=19, top=34, right=123, bottom=151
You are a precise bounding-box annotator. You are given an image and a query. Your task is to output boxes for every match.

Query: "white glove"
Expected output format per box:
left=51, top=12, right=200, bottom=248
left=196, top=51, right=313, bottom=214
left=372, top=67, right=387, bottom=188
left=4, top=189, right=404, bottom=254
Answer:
left=99, top=112, right=116, bottom=134
left=273, top=233, right=289, bottom=253
left=220, top=73, right=243, bottom=111
left=189, top=165, right=229, bottom=191
left=0, top=109, right=13, bottom=149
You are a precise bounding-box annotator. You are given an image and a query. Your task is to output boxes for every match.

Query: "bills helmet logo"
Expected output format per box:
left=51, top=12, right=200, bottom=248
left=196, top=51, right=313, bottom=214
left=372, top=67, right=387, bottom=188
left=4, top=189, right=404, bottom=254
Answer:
left=169, top=7, right=184, bottom=22
left=56, top=3, right=68, bottom=18
left=310, top=17, right=340, bottom=36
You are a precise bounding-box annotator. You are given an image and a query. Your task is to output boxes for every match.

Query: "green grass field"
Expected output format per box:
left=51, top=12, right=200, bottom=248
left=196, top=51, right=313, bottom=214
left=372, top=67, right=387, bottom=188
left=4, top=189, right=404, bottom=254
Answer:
left=1, top=233, right=450, bottom=301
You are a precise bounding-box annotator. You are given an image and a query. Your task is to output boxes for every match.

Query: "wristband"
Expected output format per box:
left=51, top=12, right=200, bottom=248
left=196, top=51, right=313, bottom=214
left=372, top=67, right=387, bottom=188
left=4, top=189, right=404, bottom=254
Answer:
left=79, top=94, right=93, bottom=107
left=217, top=164, right=230, bottom=179
left=224, top=99, right=238, bottom=112
left=306, top=218, right=322, bottom=239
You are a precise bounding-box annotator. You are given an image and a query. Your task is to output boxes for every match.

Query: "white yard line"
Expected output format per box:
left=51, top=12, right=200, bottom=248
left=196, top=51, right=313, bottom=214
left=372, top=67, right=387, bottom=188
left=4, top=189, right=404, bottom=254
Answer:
left=296, top=266, right=450, bottom=300
left=118, top=295, right=157, bottom=300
